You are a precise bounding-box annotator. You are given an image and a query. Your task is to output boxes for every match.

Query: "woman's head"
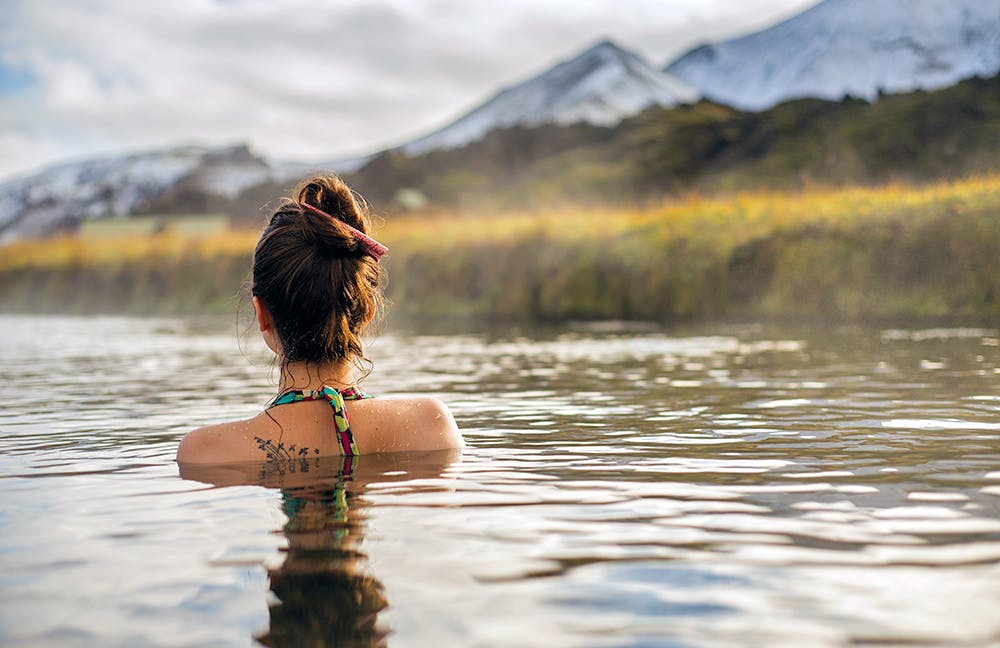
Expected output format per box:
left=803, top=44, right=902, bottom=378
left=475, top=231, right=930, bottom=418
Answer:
left=251, top=174, right=384, bottom=371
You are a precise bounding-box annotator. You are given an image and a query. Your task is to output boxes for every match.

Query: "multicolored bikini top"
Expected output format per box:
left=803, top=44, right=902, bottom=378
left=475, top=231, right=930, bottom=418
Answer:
left=268, top=385, right=372, bottom=456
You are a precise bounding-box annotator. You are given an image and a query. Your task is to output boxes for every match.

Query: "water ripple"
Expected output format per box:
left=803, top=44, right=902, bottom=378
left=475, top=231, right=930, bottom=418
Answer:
left=1, top=316, right=998, bottom=646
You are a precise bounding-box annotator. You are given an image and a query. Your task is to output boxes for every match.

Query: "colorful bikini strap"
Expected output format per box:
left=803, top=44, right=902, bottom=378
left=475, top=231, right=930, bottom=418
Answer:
left=270, top=385, right=371, bottom=456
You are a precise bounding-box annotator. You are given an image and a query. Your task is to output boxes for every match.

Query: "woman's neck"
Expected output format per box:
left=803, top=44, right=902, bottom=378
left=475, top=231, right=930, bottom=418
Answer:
left=277, top=359, right=355, bottom=393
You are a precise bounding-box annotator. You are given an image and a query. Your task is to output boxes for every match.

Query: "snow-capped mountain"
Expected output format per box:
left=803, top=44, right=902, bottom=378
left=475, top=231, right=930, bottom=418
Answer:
left=0, top=145, right=273, bottom=242
left=666, top=0, right=1000, bottom=111
left=404, top=40, right=699, bottom=155
left=0, top=144, right=379, bottom=242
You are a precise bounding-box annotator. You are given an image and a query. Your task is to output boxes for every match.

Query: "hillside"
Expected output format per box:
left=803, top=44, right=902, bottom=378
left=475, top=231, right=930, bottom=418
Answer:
left=2, top=71, right=997, bottom=239
left=347, top=72, right=1000, bottom=210
left=0, top=145, right=365, bottom=242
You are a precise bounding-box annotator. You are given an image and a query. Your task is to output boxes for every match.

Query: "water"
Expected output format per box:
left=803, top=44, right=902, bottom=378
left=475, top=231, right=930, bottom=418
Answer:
left=1, top=315, right=998, bottom=647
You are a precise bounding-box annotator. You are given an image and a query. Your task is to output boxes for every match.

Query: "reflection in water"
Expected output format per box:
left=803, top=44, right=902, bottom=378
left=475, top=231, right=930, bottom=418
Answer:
left=260, top=459, right=385, bottom=648
left=180, top=451, right=460, bottom=647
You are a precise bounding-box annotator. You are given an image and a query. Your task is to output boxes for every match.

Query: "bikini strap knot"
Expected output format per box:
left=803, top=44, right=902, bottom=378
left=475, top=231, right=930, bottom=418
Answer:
left=268, top=385, right=370, bottom=456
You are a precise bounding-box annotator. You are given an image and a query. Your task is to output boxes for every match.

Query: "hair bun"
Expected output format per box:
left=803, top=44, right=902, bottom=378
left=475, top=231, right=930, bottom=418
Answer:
left=293, top=174, right=366, bottom=230
left=290, top=174, right=375, bottom=258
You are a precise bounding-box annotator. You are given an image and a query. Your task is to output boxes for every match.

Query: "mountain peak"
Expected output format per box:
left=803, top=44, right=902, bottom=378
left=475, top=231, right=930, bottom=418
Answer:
left=667, top=0, right=1000, bottom=110
left=578, top=39, right=629, bottom=57
left=404, top=40, right=698, bottom=155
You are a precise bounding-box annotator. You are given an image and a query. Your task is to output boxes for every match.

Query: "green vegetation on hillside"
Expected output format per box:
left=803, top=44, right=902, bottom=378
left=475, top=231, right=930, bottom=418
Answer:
left=347, top=74, right=1000, bottom=211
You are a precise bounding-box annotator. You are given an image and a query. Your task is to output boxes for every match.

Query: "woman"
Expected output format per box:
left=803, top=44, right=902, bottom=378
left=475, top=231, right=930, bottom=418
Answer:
left=177, top=174, right=463, bottom=464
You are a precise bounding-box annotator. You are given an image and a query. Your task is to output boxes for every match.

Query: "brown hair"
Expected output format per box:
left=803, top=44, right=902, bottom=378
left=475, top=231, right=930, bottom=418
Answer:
left=251, top=174, right=384, bottom=371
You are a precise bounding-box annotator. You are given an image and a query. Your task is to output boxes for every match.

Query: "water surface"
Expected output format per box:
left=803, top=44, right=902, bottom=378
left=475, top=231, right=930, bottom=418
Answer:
left=1, top=315, right=998, bottom=646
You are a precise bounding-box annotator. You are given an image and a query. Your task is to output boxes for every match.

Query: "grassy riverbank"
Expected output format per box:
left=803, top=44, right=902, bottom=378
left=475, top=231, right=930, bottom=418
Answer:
left=2, top=174, right=999, bottom=323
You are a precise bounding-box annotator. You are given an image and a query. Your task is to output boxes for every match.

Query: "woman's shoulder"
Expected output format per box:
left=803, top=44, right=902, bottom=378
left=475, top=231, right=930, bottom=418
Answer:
left=176, top=415, right=270, bottom=464
left=353, top=395, right=464, bottom=453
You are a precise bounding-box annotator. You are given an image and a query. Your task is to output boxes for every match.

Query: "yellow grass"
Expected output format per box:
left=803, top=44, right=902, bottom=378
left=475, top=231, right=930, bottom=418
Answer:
left=4, top=173, right=998, bottom=273
left=2, top=173, right=999, bottom=322
left=0, top=230, right=259, bottom=272
left=379, top=173, right=1000, bottom=251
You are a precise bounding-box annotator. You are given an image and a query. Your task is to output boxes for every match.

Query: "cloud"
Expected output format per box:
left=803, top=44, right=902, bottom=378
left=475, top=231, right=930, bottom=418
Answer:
left=0, top=0, right=818, bottom=179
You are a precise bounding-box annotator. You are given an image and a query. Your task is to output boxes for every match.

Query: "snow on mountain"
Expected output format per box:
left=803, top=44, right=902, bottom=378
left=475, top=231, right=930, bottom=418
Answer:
left=270, top=154, right=372, bottom=184
left=0, top=145, right=276, bottom=242
left=666, top=0, right=1000, bottom=111
left=0, top=143, right=386, bottom=242
left=193, top=147, right=272, bottom=198
left=404, top=40, right=699, bottom=155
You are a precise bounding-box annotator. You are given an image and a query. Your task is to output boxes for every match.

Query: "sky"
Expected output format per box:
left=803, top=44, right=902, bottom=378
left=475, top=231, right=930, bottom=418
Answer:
left=0, top=0, right=819, bottom=180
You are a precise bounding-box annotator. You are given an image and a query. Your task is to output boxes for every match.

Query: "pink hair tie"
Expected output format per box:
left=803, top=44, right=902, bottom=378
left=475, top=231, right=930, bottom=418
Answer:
left=300, top=203, right=388, bottom=261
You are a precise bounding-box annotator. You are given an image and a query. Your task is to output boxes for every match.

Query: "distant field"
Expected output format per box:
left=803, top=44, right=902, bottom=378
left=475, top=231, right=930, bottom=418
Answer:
left=2, top=174, right=999, bottom=323
left=78, top=214, right=229, bottom=238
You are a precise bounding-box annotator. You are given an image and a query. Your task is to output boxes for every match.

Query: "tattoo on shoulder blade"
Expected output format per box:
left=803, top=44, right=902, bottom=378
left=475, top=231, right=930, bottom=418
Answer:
left=254, top=436, right=313, bottom=462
